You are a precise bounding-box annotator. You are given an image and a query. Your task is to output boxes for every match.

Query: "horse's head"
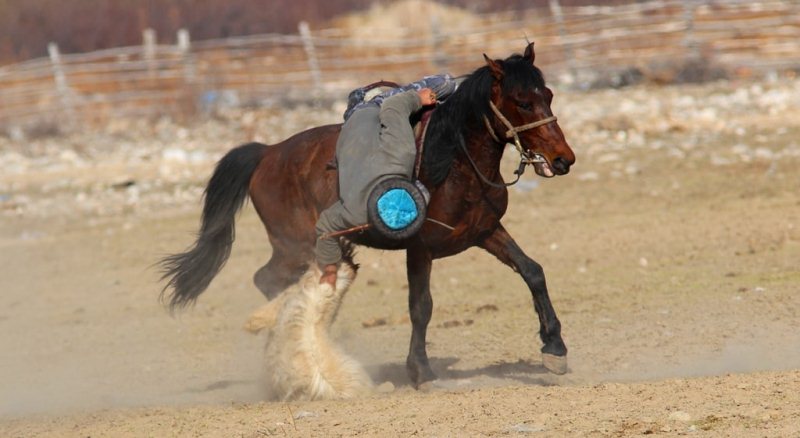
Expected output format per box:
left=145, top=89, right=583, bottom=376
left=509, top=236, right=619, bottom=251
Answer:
left=483, top=43, right=575, bottom=177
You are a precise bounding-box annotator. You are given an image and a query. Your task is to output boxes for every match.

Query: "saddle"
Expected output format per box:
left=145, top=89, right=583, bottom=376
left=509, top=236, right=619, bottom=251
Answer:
left=411, top=109, right=434, bottom=180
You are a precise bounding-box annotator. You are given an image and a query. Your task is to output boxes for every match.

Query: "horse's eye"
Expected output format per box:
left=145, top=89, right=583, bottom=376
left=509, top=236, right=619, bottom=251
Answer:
left=517, top=102, right=532, bottom=111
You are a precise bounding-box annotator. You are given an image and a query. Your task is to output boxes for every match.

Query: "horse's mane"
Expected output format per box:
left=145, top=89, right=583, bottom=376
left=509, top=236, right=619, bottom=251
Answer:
left=422, top=53, right=547, bottom=186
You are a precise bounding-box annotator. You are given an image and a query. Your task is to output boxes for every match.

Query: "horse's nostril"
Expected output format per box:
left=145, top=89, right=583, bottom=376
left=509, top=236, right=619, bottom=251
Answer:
left=553, top=157, right=570, bottom=174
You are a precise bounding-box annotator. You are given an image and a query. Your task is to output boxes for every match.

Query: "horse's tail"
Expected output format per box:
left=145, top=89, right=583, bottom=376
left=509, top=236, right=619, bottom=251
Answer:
left=159, top=142, right=267, bottom=311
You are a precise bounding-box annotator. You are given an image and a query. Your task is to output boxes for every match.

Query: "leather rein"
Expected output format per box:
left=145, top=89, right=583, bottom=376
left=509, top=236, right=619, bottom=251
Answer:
left=462, top=100, right=557, bottom=188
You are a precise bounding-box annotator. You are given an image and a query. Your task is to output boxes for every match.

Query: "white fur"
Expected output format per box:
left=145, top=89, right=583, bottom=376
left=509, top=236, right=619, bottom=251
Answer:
left=249, top=264, right=373, bottom=401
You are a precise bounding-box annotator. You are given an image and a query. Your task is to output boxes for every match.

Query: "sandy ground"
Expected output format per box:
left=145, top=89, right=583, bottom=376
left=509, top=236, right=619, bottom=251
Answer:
left=1, top=78, right=799, bottom=436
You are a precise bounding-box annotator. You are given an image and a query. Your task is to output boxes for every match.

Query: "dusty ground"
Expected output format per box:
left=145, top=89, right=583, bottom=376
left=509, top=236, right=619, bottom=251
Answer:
left=1, top=77, right=799, bottom=437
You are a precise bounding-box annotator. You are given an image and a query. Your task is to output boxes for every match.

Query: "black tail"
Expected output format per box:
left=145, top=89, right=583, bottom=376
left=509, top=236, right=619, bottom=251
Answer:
left=159, top=142, right=266, bottom=311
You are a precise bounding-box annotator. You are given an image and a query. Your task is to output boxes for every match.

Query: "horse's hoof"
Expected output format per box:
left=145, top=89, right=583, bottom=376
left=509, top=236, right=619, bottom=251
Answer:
left=417, top=379, right=442, bottom=392
left=406, top=359, right=437, bottom=389
left=542, top=353, right=568, bottom=375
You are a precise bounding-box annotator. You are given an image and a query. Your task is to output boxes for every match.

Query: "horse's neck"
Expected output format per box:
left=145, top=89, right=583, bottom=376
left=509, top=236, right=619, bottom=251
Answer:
left=460, top=128, right=505, bottom=176
left=451, top=127, right=510, bottom=215
left=419, top=107, right=505, bottom=188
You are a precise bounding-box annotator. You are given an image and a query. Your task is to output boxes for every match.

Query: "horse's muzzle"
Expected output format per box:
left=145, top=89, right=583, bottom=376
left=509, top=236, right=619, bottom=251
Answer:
left=552, top=156, right=572, bottom=175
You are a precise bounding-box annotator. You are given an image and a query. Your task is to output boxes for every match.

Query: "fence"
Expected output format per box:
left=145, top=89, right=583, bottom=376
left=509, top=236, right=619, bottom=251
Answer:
left=1, top=0, right=799, bottom=131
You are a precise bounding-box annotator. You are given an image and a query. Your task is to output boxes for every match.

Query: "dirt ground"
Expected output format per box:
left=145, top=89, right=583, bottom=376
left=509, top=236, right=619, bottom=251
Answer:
left=1, top=78, right=799, bottom=437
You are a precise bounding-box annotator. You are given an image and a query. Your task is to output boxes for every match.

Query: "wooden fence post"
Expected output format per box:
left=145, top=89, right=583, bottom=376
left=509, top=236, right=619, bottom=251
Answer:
left=298, top=21, right=323, bottom=103
left=177, top=28, right=194, bottom=82
left=548, top=0, right=580, bottom=84
left=143, top=28, right=157, bottom=77
left=177, top=29, right=190, bottom=54
left=176, top=28, right=197, bottom=117
left=47, top=42, right=75, bottom=127
left=682, top=0, right=700, bottom=60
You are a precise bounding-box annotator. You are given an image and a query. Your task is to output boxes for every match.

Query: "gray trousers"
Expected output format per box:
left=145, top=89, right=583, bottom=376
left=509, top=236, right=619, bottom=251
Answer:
left=315, top=90, right=422, bottom=266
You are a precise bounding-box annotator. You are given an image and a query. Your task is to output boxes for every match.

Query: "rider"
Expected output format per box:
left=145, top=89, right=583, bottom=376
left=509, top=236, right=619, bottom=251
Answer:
left=315, top=75, right=458, bottom=286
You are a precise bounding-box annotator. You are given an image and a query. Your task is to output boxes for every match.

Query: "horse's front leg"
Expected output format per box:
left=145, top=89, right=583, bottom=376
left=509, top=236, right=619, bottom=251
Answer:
left=405, top=242, right=437, bottom=387
left=480, top=225, right=568, bottom=374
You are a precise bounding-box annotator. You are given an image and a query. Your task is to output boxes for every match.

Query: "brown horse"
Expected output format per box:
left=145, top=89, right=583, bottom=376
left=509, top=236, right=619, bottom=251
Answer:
left=160, top=42, right=576, bottom=387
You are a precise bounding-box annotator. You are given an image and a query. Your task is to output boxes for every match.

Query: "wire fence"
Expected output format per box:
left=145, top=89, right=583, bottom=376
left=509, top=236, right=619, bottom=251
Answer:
left=1, top=0, right=799, bottom=132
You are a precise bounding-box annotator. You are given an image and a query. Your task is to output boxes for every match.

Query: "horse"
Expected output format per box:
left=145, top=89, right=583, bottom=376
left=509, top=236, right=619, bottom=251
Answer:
left=160, top=42, right=576, bottom=387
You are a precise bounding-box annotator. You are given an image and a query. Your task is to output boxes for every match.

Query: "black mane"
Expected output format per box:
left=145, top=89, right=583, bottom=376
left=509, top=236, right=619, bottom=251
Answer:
left=422, top=53, right=546, bottom=186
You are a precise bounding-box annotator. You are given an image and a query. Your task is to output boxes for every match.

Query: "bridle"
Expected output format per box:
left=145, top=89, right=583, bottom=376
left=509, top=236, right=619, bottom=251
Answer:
left=462, top=100, right=558, bottom=188
left=484, top=100, right=557, bottom=165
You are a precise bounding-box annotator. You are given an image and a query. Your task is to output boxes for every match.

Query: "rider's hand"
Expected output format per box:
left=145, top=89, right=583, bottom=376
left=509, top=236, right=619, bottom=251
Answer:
left=417, top=88, right=437, bottom=106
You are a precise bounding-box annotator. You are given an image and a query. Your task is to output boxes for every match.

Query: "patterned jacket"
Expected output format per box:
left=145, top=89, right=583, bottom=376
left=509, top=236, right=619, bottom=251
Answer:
left=343, top=74, right=458, bottom=121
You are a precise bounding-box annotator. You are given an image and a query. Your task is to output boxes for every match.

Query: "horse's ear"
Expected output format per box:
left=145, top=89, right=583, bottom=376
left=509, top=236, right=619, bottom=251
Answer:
left=483, top=53, right=504, bottom=80
left=524, top=42, right=535, bottom=64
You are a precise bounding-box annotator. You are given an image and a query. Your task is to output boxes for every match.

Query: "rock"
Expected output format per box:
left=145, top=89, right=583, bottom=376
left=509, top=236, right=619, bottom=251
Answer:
left=162, top=148, right=189, bottom=163
left=668, top=410, right=692, bottom=422
left=362, top=317, right=387, bottom=328
left=293, top=410, right=318, bottom=420
left=188, top=150, right=210, bottom=164
left=58, top=149, right=81, bottom=164
left=440, top=320, right=462, bottom=328
left=376, top=381, right=395, bottom=393
left=475, top=304, right=499, bottom=313
left=577, top=171, right=599, bottom=181
left=111, top=179, right=136, bottom=190
left=509, top=423, right=545, bottom=433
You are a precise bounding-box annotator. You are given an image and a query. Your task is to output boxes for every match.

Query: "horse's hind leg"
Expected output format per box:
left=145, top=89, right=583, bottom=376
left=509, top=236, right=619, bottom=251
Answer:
left=253, top=250, right=309, bottom=300
left=405, top=242, right=437, bottom=387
